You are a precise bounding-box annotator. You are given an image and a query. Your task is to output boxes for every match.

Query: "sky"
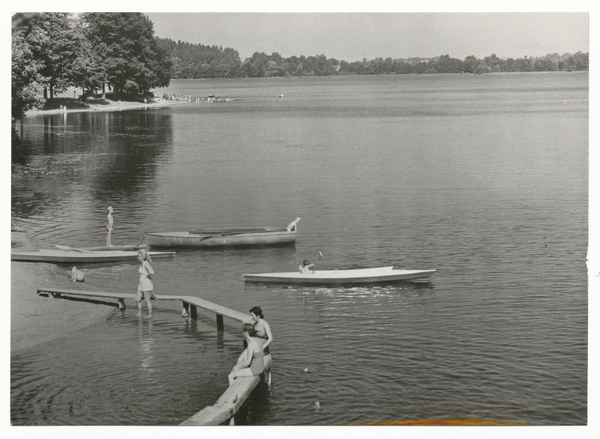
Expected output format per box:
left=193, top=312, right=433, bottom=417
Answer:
left=145, top=11, right=589, bottom=62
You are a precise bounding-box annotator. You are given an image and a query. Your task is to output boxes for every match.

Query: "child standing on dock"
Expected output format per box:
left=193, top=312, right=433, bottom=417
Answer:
left=106, top=206, right=114, bottom=247
left=135, top=249, right=154, bottom=317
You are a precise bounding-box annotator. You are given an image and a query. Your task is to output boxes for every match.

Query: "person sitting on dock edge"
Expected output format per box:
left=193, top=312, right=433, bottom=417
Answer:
left=228, top=323, right=264, bottom=386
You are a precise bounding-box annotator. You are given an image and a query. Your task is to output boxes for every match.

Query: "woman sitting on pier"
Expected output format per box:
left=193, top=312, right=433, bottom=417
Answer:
left=228, top=323, right=264, bottom=386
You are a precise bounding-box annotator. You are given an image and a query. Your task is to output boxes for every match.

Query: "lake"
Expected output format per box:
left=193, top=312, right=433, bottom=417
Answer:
left=11, top=72, right=588, bottom=425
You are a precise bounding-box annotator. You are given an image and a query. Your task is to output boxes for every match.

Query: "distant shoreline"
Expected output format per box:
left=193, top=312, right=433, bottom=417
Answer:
left=25, top=97, right=185, bottom=116
left=24, top=70, right=586, bottom=117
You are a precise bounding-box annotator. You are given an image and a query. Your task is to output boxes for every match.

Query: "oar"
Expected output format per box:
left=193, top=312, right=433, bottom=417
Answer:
left=312, top=251, right=323, bottom=270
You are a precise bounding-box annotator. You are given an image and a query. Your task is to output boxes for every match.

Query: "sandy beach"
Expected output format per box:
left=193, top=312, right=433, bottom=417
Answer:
left=25, top=96, right=185, bottom=116
left=12, top=95, right=184, bottom=354
left=10, top=228, right=117, bottom=354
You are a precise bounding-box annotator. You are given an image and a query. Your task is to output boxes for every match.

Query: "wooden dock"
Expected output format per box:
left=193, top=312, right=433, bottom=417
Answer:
left=180, top=356, right=272, bottom=425
left=37, top=287, right=249, bottom=329
left=36, top=287, right=271, bottom=425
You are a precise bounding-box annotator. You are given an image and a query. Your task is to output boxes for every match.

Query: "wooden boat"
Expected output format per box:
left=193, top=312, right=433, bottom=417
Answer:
left=11, top=249, right=175, bottom=263
left=55, top=244, right=149, bottom=252
left=243, top=266, right=436, bottom=285
left=145, top=227, right=296, bottom=248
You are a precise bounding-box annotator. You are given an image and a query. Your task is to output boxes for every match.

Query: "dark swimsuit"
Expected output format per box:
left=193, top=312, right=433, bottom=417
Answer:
left=254, top=326, right=270, bottom=355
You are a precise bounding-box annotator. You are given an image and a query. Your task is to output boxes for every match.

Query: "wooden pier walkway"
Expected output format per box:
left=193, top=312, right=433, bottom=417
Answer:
left=36, top=287, right=271, bottom=425
left=37, top=287, right=249, bottom=328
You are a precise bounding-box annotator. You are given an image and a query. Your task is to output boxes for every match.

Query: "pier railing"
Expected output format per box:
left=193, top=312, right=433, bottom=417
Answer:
left=37, top=287, right=271, bottom=425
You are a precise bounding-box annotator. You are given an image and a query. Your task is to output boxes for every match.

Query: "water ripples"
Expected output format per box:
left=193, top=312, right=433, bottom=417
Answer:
left=12, top=73, right=588, bottom=425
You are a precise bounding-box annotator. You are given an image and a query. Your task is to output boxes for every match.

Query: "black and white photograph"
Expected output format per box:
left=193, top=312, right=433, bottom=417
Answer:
left=7, top=2, right=594, bottom=432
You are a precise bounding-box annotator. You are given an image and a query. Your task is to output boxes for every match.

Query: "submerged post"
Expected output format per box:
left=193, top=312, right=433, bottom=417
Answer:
left=182, top=301, right=198, bottom=318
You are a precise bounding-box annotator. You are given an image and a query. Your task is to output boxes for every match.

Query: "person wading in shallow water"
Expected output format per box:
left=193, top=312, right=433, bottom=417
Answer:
left=135, top=249, right=155, bottom=317
left=250, top=306, right=273, bottom=385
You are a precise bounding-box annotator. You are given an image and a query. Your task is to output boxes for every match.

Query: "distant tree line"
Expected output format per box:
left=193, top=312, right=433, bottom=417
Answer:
left=157, top=37, right=588, bottom=79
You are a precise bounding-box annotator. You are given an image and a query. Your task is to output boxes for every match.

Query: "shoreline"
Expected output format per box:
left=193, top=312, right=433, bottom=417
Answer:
left=10, top=228, right=117, bottom=354
left=25, top=97, right=186, bottom=116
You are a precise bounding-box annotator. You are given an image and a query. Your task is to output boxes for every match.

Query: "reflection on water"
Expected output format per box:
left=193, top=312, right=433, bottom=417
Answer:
left=138, top=317, right=156, bottom=377
left=11, top=73, right=588, bottom=425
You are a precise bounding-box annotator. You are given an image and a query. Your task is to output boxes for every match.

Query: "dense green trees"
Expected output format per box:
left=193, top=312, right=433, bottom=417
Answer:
left=155, top=37, right=589, bottom=79
left=156, top=38, right=241, bottom=79
left=81, top=13, right=171, bottom=99
left=12, top=12, right=170, bottom=123
left=12, top=14, right=51, bottom=119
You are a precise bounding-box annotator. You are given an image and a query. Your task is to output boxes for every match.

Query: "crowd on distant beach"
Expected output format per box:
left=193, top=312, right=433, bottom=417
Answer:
left=160, top=93, right=235, bottom=103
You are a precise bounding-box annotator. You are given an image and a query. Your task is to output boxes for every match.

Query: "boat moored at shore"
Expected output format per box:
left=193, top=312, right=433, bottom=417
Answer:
left=11, top=249, right=175, bottom=263
left=146, top=227, right=297, bottom=248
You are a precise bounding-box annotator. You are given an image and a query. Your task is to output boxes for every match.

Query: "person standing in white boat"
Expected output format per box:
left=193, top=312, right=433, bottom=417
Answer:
left=135, top=249, right=155, bottom=317
left=106, top=206, right=114, bottom=247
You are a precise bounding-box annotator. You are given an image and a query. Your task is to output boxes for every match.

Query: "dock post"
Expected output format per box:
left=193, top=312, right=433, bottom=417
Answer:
left=118, top=298, right=125, bottom=309
left=182, top=301, right=189, bottom=317
left=216, top=313, right=224, bottom=330
left=190, top=305, right=198, bottom=319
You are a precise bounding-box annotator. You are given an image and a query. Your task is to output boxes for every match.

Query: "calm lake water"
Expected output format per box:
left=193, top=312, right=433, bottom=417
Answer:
left=11, top=73, right=588, bottom=425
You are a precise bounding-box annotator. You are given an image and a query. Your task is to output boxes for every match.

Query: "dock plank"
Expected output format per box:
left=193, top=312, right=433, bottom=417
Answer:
left=37, top=288, right=134, bottom=300
left=36, top=288, right=250, bottom=323
left=180, top=356, right=272, bottom=425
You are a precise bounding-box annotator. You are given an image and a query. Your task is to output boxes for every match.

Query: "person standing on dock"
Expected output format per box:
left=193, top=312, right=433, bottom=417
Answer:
left=106, top=206, right=114, bottom=247
left=250, top=306, right=273, bottom=356
left=228, top=323, right=264, bottom=386
left=135, top=249, right=154, bottom=317
left=250, top=306, right=273, bottom=385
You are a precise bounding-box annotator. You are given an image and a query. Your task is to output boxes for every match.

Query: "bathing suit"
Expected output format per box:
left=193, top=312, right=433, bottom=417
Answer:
left=138, top=262, right=153, bottom=291
left=254, top=324, right=271, bottom=355
left=249, top=347, right=265, bottom=375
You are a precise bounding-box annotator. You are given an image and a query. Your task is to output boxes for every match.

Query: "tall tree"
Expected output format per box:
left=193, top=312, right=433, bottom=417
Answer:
left=67, top=19, right=106, bottom=97
left=81, top=13, right=171, bottom=100
left=11, top=13, right=48, bottom=121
